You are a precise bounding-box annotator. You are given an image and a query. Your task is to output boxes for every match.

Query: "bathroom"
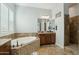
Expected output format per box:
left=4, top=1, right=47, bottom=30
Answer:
left=0, top=3, right=78, bottom=55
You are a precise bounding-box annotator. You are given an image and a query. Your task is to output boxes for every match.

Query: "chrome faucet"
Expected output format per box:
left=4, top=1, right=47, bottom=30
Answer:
left=17, top=41, right=19, bottom=47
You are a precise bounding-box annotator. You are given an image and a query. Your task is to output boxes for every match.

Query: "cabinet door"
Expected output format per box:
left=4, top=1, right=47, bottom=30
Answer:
left=50, top=33, right=55, bottom=44
left=45, top=34, right=51, bottom=44
left=39, top=34, right=45, bottom=45
left=38, top=33, right=56, bottom=45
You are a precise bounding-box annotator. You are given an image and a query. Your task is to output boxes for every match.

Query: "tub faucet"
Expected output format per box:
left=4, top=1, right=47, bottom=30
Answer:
left=17, top=41, right=19, bottom=47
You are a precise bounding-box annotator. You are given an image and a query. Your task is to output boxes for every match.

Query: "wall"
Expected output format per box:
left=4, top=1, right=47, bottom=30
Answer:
left=69, top=4, right=79, bottom=17
left=64, top=4, right=69, bottom=15
left=15, top=5, right=52, bottom=33
left=69, top=4, right=79, bottom=44
left=4, top=3, right=15, bottom=12
left=52, top=3, right=64, bottom=48
left=64, top=15, right=70, bottom=46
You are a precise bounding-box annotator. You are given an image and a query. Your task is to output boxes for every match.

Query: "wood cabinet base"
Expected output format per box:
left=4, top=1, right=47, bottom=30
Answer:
left=38, top=32, right=56, bottom=45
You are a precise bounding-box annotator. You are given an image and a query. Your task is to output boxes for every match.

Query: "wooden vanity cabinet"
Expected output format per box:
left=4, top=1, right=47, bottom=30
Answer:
left=38, top=32, right=56, bottom=45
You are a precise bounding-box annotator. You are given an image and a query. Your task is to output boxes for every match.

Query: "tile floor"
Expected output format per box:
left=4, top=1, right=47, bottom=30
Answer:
left=64, top=44, right=79, bottom=55
left=32, top=44, right=79, bottom=55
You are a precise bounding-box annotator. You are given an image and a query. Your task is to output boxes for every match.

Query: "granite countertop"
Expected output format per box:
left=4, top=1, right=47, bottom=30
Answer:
left=38, top=32, right=55, bottom=34
left=0, top=39, right=11, bottom=46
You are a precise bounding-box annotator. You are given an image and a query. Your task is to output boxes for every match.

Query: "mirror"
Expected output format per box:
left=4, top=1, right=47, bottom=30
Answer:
left=38, top=18, right=55, bottom=32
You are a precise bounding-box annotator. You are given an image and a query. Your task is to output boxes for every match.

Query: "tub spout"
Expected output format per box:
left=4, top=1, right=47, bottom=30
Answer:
left=17, top=41, right=19, bottom=47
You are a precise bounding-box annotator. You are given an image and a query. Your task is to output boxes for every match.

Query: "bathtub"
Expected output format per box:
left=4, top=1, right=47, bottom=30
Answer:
left=11, top=37, right=40, bottom=55
left=11, top=37, right=38, bottom=47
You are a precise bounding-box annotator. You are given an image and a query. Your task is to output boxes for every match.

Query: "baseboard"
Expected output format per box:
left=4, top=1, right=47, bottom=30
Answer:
left=55, top=43, right=64, bottom=49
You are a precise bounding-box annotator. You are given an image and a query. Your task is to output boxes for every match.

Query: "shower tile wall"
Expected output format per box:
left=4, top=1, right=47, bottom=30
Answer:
left=76, top=16, right=79, bottom=49
left=70, top=16, right=78, bottom=44
left=64, top=15, right=79, bottom=45
left=64, top=15, right=70, bottom=46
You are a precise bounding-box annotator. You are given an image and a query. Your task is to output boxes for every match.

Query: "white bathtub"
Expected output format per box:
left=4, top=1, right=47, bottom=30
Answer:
left=11, top=37, right=40, bottom=55
left=11, top=37, right=38, bottom=48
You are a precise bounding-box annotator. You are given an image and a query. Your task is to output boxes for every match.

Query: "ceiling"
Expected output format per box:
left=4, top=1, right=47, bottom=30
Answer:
left=16, top=3, right=76, bottom=14
left=16, top=3, right=57, bottom=10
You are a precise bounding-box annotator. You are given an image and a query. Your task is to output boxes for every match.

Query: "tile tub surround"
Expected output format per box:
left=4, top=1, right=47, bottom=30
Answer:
left=0, top=33, right=39, bottom=55
left=14, top=33, right=38, bottom=39
left=0, top=33, right=37, bottom=39
left=0, top=39, right=11, bottom=46
left=0, top=33, right=15, bottom=39
left=11, top=38, right=40, bottom=55
left=0, top=39, right=11, bottom=55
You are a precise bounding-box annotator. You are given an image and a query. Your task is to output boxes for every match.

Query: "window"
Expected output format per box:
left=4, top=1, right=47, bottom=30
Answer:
left=1, top=4, right=9, bottom=34
left=0, top=4, right=14, bottom=36
left=9, top=9, right=14, bottom=33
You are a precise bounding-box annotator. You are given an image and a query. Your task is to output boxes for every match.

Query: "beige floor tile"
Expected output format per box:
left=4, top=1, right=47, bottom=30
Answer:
left=34, top=44, right=78, bottom=55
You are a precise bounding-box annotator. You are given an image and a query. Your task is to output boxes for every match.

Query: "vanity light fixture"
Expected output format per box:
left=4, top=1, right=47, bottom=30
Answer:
left=40, top=15, right=49, bottom=19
